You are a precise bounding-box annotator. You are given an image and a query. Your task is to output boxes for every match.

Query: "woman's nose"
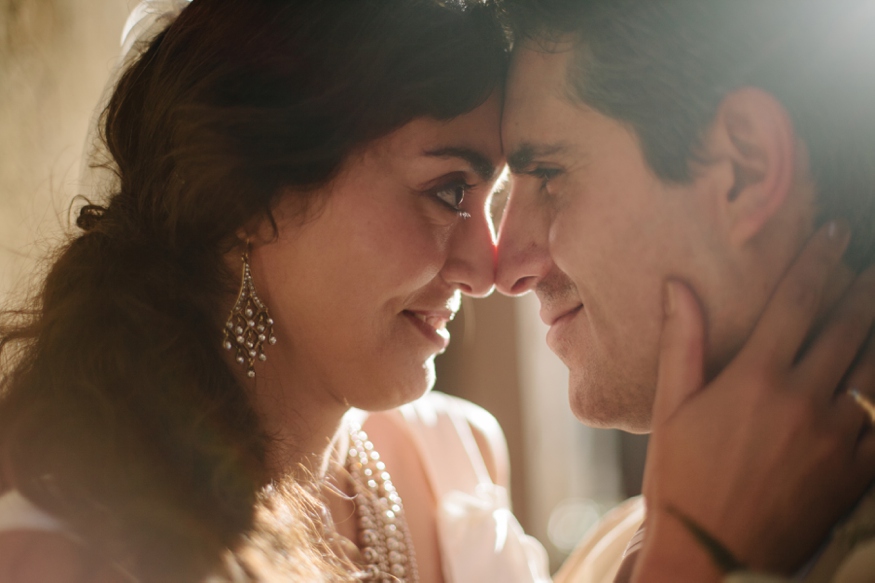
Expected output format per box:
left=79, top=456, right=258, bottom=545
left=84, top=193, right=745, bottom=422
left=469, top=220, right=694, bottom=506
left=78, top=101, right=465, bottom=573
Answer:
left=441, top=205, right=497, bottom=297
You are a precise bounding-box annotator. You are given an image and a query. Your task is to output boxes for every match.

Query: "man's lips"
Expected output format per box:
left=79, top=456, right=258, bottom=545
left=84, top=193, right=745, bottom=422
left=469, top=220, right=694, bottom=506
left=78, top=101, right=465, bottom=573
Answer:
left=540, top=304, right=583, bottom=327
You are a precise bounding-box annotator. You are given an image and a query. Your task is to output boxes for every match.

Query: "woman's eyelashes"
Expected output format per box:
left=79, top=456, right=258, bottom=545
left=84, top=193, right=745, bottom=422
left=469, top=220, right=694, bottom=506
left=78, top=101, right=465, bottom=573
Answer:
left=431, top=180, right=473, bottom=218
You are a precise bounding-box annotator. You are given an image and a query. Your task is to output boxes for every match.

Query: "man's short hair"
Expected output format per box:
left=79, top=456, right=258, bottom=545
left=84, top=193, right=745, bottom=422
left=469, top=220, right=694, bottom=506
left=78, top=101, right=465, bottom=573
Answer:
left=502, top=0, right=875, bottom=269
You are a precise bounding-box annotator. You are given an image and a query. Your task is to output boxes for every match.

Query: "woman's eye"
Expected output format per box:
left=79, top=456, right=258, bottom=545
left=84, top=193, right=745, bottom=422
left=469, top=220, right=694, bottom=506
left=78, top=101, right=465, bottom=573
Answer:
left=433, top=183, right=471, bottom=215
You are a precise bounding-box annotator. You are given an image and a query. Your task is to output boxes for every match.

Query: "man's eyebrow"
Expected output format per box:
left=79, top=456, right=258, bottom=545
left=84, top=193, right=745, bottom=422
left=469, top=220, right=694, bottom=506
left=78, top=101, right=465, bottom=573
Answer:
left=423, top=147, right=497, bottom=182
left=507, top=142, right=568, bottom=173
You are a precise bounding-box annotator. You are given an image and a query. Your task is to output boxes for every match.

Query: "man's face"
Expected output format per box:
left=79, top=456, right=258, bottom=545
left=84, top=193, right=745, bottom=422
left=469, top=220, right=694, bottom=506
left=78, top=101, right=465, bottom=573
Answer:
left=497, top=44, right=729, bottom=432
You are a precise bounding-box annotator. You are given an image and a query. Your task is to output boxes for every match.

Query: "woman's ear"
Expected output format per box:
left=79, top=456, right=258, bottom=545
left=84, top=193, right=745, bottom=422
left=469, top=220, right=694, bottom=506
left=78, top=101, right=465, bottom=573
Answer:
left=238, top=212, right=278, bottom=247
left=703, top=87, right=797, bottom=247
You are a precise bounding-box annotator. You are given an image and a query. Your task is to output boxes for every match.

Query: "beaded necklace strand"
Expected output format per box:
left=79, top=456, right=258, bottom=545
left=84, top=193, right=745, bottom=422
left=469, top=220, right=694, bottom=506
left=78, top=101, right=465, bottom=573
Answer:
left=345, top=424, right=420, bottom=583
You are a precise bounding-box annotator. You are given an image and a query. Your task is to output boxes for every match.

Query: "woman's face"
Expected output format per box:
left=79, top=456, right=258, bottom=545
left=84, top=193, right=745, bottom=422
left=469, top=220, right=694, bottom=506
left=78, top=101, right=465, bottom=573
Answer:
left=247, top=94, right=503, bottom=412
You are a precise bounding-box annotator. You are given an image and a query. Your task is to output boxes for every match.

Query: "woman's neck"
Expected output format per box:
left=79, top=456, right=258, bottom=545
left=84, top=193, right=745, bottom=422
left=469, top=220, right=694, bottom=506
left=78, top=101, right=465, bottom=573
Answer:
left=235, top=356, right=351, bottom=481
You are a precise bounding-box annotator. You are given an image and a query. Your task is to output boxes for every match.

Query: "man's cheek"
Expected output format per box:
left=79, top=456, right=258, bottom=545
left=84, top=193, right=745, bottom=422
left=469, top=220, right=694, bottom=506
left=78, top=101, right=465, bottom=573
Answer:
left=549, top=222, right=587, bottom=276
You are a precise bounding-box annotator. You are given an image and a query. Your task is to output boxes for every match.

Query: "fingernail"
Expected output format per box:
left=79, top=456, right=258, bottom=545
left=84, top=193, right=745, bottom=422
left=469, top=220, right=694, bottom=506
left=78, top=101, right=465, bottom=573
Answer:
left=664, top=281, right=676, bottom=316
left=826, top=219, right=850, bottom=245
left=849, top=388, right=875, bottom=421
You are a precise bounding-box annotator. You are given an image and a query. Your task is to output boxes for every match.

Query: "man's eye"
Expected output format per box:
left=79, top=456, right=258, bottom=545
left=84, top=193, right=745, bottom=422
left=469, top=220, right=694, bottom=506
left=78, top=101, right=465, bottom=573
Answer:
left=532, top=167, right=561, bottom=188
left=433, top=183, right=471, bottom=214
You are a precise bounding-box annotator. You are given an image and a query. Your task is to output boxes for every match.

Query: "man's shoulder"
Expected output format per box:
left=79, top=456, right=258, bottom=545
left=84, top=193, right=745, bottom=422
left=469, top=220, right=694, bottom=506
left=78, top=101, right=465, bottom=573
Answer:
left=803, top=485, right=875, bottom=583
left=729, top=486, right=875, bottom=583
left=554, top=496, right=646, bottom=583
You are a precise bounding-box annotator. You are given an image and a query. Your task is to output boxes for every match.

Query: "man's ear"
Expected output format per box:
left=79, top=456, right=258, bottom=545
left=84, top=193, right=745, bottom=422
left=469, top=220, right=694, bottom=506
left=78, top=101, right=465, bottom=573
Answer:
left=705, top=87, right=797, bottom=247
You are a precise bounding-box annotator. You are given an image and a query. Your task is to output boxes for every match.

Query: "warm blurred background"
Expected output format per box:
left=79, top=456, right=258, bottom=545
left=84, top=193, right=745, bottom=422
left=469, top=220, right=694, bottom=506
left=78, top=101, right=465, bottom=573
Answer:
left=0, top=0, right=646, bottom=571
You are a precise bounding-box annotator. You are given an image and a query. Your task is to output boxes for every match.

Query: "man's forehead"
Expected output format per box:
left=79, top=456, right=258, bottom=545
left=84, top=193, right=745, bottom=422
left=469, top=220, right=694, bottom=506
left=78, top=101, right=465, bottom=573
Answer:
left=506, top=44, right=572, bottom=108
left=502, top=45, right=590, bottom=162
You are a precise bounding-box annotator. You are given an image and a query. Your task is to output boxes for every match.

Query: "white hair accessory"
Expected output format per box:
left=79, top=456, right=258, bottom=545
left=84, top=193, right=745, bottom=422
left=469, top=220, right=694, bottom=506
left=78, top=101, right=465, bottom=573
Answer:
left=120, top=0, right=192, bottom=64
left=77, top=0, right=192, bottom=207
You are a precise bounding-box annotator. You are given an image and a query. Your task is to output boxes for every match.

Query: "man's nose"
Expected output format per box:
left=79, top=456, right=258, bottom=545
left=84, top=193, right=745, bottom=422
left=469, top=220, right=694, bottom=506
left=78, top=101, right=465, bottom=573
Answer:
left=495, top=180, right=552, bottom=296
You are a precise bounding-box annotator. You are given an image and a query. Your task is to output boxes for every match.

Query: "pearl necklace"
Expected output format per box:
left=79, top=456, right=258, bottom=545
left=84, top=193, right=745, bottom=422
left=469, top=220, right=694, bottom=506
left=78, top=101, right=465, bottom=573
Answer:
left=346, top=424, right=419, bottom=583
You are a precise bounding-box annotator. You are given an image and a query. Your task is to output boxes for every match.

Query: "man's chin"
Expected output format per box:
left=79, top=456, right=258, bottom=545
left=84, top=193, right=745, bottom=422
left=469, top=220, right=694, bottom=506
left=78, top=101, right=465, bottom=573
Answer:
left=567, top=374, right=653, bottom=434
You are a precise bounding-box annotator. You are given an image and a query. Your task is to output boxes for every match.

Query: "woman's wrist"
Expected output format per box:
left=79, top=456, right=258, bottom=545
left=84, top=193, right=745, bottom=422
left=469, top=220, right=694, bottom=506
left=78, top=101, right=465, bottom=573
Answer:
left=631, top=508, right=726, bottom=583
left=664, top=505, right=748, bottom=573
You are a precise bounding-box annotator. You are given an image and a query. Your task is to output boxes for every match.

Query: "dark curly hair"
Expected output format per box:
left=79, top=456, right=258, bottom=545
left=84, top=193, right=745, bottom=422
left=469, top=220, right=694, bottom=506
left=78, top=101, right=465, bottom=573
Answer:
left=0, top=0, right=507, bottom=580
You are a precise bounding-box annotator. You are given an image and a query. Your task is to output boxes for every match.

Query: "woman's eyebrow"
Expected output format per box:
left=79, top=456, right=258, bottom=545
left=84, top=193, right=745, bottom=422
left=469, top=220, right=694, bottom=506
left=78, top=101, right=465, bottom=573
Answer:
left=423, top=147, right=497, bottom=182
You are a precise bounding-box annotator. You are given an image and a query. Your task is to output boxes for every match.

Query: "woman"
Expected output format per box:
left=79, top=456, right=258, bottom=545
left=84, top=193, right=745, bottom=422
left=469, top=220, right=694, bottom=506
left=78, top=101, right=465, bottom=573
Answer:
left=0, top=0, right=517, bottom=581
left=0, top=0, right=871, bottom=582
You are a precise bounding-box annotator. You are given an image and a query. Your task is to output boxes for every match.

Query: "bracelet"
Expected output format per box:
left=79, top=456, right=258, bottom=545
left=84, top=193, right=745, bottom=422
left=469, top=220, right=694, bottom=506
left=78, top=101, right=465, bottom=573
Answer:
left=666, top=505, right=748, bottom=574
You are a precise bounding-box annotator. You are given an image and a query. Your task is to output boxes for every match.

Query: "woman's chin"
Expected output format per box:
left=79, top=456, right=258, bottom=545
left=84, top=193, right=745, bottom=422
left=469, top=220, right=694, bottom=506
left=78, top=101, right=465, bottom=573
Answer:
left=348, top=360, right=436, bottom=412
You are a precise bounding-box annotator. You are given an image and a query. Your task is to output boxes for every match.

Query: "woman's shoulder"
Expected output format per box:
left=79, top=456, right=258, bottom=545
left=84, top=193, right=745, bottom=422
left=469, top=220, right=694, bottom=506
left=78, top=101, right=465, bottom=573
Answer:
left=365, top=391, right=510, bottom=488
left=430, top=392, right=509, bottom=488
left=0, top=530, right=127, bottom=583
left=0, top=530, right=81, bottom=583
left=0, top=491, right=128, bottom=583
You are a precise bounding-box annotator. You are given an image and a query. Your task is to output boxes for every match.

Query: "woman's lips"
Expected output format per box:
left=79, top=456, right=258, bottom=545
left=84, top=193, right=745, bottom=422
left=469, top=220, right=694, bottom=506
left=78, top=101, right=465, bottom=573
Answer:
left=403, top=310, right=452, bottom=351
left=410, top=312, right=450, bottom=330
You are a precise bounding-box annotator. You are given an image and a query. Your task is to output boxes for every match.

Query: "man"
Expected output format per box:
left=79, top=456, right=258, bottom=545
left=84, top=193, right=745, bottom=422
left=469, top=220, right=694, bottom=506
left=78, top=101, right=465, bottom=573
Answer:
left=495, top=1, right=875, bottom=581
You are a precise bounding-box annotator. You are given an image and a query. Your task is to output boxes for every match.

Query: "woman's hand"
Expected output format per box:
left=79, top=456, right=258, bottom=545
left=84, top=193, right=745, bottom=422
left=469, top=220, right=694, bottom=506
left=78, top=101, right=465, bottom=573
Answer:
left=634, top=221, right=875, bottom=582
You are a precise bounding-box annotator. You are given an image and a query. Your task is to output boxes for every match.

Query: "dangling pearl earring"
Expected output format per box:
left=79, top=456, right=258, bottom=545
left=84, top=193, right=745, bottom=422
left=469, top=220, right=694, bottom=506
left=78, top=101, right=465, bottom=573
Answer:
left=223, top=244, right=276, bottom=378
